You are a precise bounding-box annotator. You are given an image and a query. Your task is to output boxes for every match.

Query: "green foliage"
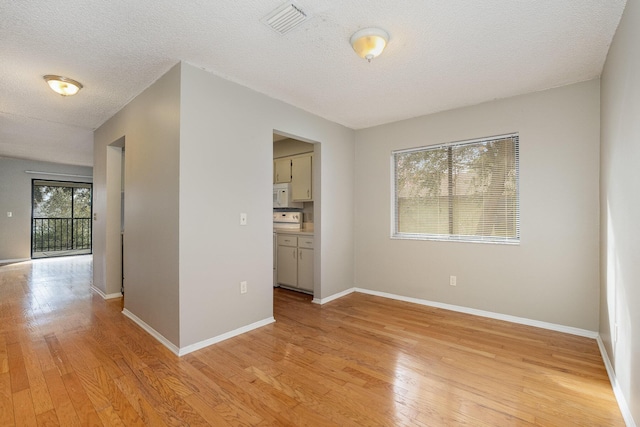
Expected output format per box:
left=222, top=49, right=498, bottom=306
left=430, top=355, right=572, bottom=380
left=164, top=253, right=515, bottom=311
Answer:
left=33, top=185, right=91, bottom=218
left=395, top=137, right=518, bottom=239
left=31, top=183, right=92, bottom=255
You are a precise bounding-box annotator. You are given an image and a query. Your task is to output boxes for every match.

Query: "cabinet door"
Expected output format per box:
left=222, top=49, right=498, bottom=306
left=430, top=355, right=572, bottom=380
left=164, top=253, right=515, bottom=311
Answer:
left=277, top=245, right=297, bottom=287
left=274, top=158, right=292, bottom=183
left=297, top=248, right=314, bottom=291
left=291, top=154, right=312, bottom=201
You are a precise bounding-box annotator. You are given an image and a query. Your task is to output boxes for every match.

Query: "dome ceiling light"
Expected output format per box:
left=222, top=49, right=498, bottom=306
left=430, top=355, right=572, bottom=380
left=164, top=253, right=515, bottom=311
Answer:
left=43, top=75, right=83, bottom=96
left=350, top=27, right=389, bottom=62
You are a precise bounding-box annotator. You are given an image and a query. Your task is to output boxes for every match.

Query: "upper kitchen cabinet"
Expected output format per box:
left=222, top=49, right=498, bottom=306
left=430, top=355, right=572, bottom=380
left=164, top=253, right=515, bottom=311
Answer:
left=274, top=158, right=292, bottom=183
left=291, top=154, right=312, bottom=201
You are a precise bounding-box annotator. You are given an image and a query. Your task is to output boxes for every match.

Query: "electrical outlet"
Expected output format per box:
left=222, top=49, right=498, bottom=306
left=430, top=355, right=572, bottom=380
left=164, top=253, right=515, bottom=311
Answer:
left=240, top=213, right=247, bottom=226
left=449, top=275, right=457, bottom=286
left=7, top=212, right=12, bottom=218
left=240, top=281, right=247, bottom=294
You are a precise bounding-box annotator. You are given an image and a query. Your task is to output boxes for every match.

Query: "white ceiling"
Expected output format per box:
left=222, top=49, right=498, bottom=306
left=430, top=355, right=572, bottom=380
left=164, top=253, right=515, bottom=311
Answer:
left=0, top=0, right=627, bottom=167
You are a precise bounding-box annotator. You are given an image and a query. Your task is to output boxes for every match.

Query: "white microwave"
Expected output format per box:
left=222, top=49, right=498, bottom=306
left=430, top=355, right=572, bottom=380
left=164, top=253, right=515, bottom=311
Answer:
left=273, top=183, right=303, bottom=208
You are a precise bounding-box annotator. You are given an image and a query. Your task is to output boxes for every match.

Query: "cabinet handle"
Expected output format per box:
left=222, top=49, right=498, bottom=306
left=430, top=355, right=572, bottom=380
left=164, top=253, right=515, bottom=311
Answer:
left=293, top=250, right=296, bottom=259
left=307, top=189, right=310, bottom=198
left=299, top=251, right=302, bottom=260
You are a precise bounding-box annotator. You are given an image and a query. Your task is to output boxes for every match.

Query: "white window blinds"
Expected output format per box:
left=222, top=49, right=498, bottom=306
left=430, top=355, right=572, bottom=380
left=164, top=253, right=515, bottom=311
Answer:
left=393, top=133, right=520, bottom=244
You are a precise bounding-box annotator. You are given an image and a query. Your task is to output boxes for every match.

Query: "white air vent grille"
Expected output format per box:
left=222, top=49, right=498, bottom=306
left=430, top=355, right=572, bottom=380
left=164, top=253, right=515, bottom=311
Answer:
left=262, top=3, right=308, bottom=35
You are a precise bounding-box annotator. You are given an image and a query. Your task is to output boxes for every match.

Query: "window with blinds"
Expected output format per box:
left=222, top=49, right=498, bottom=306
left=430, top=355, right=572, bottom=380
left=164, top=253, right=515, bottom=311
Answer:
left=393, top=133, right=520, bottom=244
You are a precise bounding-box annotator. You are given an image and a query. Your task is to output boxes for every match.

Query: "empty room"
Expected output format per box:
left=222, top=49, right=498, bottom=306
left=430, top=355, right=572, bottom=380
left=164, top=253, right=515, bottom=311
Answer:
left=0, top=1, right=638, bottom=425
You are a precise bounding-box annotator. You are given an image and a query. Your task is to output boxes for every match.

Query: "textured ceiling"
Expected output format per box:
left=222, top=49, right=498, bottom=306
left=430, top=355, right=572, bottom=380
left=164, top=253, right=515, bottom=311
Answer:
left=0, top=0, right=627, bottom=166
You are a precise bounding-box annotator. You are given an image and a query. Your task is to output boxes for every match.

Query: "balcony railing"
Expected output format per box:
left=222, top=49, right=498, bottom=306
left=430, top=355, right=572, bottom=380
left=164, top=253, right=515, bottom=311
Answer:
left=32, top=217, right=92, bottom=254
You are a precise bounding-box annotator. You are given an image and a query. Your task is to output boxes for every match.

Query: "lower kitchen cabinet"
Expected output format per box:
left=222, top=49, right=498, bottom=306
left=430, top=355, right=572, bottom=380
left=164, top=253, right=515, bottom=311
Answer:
left=297, top=247, right=313, bottom=291
left=277, top=235, right=297, bottom=287
left=276, top=234, right=314, bottom=293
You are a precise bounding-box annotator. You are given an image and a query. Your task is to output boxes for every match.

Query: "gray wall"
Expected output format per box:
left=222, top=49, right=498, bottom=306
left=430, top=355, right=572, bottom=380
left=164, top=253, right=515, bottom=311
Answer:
left=0, top=157, right=92, bottom=261
left=93, top=62, right=355, bottom=350
left=354, top=80, right=601, bottom=331
left=600, top=0, right=640, bottom=423
left=94, top=64, right=181, bottom=345
left=178, top=63, right=355, bottom=347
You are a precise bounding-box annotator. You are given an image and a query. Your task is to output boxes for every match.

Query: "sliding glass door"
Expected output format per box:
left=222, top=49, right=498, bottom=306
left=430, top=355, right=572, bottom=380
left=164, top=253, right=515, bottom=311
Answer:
left=31, top=180, right=92, bottom=259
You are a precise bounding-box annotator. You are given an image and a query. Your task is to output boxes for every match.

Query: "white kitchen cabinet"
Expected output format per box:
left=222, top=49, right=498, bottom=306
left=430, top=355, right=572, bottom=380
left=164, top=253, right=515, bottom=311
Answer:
left=276, top=234, right=314, bottom=293
left=297, top=247, right=314, bottom=291
left=291, top=154, right=312, bottom=201
left=277, top=237, right=297, bottom=287
left=274, top=158, right=292, bottom=183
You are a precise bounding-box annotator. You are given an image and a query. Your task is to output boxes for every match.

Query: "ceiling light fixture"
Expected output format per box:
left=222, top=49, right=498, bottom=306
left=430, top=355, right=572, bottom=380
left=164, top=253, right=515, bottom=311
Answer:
left=350, top=27, right=389, bottom=62
left=43, top=75, right=83, bottom=96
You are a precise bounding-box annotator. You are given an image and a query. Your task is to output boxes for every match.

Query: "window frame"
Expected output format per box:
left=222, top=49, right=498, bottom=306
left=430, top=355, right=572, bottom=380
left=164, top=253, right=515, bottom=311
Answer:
left=391, top=133, right=520, bottom=245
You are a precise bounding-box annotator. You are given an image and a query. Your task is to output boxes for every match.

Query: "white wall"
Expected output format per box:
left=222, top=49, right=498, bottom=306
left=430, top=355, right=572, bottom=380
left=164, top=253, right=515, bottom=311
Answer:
left=600, top=0, right=640, bottom=423
left=94, top=64, right=181, bottom=345
left=0, top=157, right=92, bottom=261
left=354, top=80, right=600, bottom=331
left=178, top=63, right=355, bottom=347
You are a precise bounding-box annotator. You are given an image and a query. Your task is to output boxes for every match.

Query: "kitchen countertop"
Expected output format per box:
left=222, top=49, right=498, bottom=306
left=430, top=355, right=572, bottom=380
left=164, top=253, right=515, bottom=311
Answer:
left=274, top=228, right=314, bottom=236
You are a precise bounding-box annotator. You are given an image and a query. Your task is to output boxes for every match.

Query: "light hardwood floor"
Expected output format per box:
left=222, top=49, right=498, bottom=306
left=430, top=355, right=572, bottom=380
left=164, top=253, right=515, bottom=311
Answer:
left=0, top=256, right=624, bottom=426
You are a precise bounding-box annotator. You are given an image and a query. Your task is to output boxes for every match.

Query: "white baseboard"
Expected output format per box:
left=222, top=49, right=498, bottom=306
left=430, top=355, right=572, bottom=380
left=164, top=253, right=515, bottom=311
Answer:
left=596, top=336, right=637, bottom=427
left=178, top=317, right=276, bottom=356
left=312, top=287, right=355, bottom=305
left=91, top=286, right=122, bottom=300
left=353, top=288, right=598, bottom=339
left=122, top=308, right=276, bottom=357
left=122, top=308, right=181, bottom=356
left=0, top=258, right=29, bottom=264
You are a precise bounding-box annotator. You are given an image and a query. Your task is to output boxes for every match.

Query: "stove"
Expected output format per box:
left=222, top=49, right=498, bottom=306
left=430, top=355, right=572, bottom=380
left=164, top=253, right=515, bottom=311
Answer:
left=273, top=211, right=302, bottom=286
left=273, top=211, right=302, bottom=231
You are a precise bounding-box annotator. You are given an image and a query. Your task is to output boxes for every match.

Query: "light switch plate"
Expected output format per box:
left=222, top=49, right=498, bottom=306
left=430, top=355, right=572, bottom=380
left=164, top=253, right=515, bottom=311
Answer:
left=240, top=213, right=247, bottom=225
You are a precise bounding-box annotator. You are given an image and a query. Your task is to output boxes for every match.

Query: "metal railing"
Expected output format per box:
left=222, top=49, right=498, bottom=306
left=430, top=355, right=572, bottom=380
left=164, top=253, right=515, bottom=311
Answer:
left=32, top=217, right=92, bottom=253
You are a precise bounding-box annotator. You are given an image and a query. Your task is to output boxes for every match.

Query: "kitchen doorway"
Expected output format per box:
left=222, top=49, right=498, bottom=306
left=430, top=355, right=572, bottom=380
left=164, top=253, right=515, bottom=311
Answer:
left=272, top=131, right=319, bottom=298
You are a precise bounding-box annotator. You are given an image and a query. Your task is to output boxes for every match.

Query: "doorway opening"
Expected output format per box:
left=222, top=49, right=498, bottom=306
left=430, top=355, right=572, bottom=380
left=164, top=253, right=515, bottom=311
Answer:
left=272, top=131, right=319, bottom=298
left=31, top=179, right=92, bottom=259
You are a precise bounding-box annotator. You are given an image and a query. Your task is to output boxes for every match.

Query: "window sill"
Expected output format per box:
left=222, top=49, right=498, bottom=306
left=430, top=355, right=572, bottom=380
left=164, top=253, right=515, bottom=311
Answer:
left=391, top=234, right=520, bottom=245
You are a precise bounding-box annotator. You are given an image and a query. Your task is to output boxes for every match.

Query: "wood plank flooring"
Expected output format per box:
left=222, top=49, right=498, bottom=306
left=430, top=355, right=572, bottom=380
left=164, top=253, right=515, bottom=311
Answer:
left=0, top=256, right=625, bottom=426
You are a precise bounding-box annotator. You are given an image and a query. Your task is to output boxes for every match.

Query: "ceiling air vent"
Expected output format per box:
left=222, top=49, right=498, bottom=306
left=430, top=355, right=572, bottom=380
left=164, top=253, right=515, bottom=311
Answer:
left=262, top=3, right=308, bottom=35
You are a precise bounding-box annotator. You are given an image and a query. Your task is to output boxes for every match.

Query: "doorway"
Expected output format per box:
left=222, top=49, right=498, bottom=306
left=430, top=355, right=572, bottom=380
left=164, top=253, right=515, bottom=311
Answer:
left=31, top=179, right=92, bottom=259
left=272, top=132, right=319, bottom=298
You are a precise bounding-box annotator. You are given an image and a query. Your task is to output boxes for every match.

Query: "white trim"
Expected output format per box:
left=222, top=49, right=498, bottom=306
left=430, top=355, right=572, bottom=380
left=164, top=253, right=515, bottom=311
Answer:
left=353, top=288, right=598, bottom=339
left=123, top=308, right=275, bottom=357
left=312, top=287, right=355, bottom=305
left=25, top=170, right=92, bottom=179
left=122, top=309, right=181, bottom=356
left=178, top=317, right=276, bottom=356
left=91, top=286, right=122, bottom=300
left=596, top=336, right=637, bottom=427
left=0, top=258, right=30, bottom=264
